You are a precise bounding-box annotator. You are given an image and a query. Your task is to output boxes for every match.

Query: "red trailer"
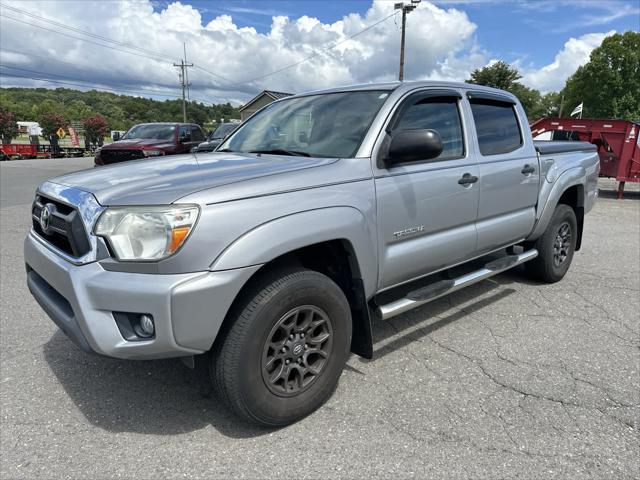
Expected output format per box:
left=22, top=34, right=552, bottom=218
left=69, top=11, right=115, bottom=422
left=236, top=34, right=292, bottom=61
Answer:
left=531, top=118, right=640, bottom=198
left=0, top=143, right=86, bottom=159
left=0, top=143, right=41, bottom=159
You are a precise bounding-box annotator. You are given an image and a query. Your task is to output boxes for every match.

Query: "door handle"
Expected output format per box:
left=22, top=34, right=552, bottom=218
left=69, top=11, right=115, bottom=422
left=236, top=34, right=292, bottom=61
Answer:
left=521, top=164, right=535, bottom=175
left=458, top=173, right=478, bottom=185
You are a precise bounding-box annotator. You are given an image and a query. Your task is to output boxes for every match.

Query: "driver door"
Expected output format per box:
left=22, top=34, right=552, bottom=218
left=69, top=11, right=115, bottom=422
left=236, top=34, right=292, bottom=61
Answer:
left=374, top=90, right=480, bottom=290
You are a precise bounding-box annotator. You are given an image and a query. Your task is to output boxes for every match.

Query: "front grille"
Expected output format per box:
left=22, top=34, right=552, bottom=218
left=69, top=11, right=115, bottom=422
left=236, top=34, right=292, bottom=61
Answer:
left=100, top=149, right=145, bottom=164
left=32, top=195, right=91, bottom=258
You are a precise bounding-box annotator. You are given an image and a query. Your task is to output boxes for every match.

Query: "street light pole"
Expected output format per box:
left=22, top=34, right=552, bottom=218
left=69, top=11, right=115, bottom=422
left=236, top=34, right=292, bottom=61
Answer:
left=395, top=1, right=421, bottom=82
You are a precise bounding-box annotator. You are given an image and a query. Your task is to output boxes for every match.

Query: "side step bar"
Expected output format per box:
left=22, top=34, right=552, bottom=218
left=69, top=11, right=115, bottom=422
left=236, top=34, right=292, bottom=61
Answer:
left=376, top=249, right=538, bottom=321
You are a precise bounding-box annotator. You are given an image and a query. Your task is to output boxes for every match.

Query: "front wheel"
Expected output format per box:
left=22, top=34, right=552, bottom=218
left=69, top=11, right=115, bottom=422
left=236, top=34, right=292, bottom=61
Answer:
left=211, top=268, right=352, bottom=426
left=525, top=204, right=577, bottom=283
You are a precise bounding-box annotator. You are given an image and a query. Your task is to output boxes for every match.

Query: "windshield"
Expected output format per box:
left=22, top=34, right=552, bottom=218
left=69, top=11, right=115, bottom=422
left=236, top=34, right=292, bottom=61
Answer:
left=122, top=124, right=176, bottom=141
left=210, top=123, right=237, bottom=140
left=219, top=91, right=391, bottom=158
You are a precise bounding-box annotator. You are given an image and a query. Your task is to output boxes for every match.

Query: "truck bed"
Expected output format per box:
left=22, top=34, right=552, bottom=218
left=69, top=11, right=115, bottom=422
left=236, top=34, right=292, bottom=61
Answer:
left=534, top=140, right=597, bottom=155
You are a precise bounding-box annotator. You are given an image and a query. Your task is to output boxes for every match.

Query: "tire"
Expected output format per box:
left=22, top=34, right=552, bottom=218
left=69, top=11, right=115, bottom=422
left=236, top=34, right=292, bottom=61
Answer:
left=525, top=204, right=577, bottom=283
left=211, top=268, right=352, bottom=427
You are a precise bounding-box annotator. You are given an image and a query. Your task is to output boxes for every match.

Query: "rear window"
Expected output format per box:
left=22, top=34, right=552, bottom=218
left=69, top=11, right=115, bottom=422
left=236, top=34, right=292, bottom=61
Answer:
left=469, top=100, right=522, bottom=155
left=191, top=126, right=205, bottom=142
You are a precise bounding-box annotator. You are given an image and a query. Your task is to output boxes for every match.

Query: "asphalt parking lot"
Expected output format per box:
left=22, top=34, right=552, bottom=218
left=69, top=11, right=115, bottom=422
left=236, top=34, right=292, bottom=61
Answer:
left=1, top=158, right=639, bottom=479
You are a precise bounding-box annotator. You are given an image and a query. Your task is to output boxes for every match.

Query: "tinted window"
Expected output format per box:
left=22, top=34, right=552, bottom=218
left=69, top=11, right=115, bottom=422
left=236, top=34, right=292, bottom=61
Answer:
left=122, top=124, right=175, bottom=141
left=191, top=126, right=205, bottom=142
left=394, top=97, right=464, bottom=160
left=211, top=123, right=237, bottom=139
left=179, top=126, right=191, bottom=141
left=470, top=100, right=522, bottom=155
left=220, top=91, right=390, bottom=158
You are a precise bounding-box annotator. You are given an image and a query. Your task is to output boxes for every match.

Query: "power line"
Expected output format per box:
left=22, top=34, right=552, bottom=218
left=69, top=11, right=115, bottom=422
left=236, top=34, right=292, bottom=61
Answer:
left=1, top=47, right=83, bottom=69
left=235, top=10, right=400, bottom=86
left=0, top=13, right=172, bottom=65
left=0, top=2, right=176, bottom=61
left=1, top=66, right=181, bottom=99
left=1, top=6, right=401, bottom=93
left=0, top=64, right=183, bottom=97
left=0, top=65, right=213, bottom=105
left=0, top=2, right=231, bottom=89
left=192, top=64, right=234, bottom=84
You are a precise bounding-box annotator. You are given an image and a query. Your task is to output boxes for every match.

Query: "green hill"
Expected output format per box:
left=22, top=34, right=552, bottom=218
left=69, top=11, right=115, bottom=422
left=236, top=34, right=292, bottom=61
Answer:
left=0, top=87, right=241, bottom=131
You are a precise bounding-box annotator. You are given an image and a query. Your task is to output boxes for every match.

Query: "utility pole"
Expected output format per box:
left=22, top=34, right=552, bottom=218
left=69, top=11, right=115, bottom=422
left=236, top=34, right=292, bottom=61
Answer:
left=395, top=0, right=420, bottom=81
left=174, top=43, right=193, bottom=122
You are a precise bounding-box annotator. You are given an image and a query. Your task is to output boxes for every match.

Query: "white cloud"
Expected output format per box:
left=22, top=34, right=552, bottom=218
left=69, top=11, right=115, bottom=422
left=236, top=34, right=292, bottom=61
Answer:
left=0, top=0, right=483, bottom=103
left=0, top=0, right=619, bottom=105
left=520, top=31, right=614, bottom=92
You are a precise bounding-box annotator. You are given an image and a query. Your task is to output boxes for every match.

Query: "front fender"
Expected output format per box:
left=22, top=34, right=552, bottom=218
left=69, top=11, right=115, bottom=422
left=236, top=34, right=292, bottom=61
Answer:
left=528, top=166, right=586, bottom=241
left=210, top=207, right=378, bottom=297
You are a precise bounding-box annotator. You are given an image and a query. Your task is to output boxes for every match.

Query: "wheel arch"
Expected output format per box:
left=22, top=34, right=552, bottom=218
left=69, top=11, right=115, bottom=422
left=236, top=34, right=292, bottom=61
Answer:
left=557, top=184, right=585, bottom=251
left=210, top=208, right=377, bottom=358
left=529, top=167, right=587, bottom=249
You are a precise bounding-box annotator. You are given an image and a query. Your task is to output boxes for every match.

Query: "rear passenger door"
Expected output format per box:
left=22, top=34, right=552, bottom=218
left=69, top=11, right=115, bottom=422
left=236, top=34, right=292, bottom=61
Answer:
left=374, top=90, right=480, bottom=290
left=467, top=92, right=540, bottom=252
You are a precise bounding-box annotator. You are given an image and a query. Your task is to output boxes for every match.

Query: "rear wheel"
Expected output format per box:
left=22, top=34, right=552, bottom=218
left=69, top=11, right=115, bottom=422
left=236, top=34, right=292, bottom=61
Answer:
left=212, top=268, right=352, bottom=426
left=525, top=204, right=577, bottom=283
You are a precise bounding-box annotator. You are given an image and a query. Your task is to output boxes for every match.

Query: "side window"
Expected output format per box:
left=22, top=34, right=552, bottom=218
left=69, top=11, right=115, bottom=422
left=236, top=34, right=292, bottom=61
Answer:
left=469, top=100, right=522, bottom=155
left=179, top=126, right=191, bottom=141
left=191, top=126, right=205, bottom=142
left=394, top=97, right=464, bottom=160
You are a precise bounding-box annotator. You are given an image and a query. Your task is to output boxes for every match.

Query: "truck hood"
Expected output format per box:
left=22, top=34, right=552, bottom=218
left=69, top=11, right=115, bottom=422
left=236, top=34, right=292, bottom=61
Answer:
left=48, top=152, right=339, bottom=205
left=102, top=139, right=173, bottom=150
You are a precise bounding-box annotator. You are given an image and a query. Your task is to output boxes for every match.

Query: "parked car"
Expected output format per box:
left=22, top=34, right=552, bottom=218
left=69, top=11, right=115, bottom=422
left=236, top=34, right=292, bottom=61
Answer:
left=25, top=81, right=599, bottom=426
left=94, top=123, right=206, bottom=166
left=192, top=122, right=239, bottom=153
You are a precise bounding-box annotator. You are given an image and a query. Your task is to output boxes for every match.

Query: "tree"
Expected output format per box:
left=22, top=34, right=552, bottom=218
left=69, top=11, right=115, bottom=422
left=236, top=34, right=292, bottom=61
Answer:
left=38, top=112, right=67, bottom=139
left=82, top=115, right=109, bottom=145
left=466, top=61, right=546, bottom=120
left=66, top=100, right=93, bottom=122
left=561, top=31, right=640, bottom=119
left=1, top=87, right=242, bottom=132
left=0, top=106, right=18, bottom=144
left=467, top=61, right=522, bottom=91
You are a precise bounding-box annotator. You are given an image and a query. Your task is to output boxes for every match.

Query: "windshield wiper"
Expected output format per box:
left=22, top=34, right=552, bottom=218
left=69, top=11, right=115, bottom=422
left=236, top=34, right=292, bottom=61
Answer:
left=217, top=148, right=236, bottom=152
left=249, top=149, right=311, bottom=157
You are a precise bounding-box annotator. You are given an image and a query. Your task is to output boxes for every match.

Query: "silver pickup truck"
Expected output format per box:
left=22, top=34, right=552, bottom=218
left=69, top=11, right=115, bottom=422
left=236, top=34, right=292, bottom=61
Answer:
left=25, top=81, right=599, bottom=426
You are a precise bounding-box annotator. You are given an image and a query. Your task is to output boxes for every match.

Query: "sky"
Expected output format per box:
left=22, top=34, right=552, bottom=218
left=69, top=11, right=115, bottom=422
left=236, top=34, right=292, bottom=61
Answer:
left=0, top=0, right=638, bottom=105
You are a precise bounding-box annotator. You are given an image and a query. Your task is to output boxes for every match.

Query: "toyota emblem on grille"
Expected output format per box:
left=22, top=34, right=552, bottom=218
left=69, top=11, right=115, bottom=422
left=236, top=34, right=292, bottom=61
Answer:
left=39, top=203, right=55, bottom=234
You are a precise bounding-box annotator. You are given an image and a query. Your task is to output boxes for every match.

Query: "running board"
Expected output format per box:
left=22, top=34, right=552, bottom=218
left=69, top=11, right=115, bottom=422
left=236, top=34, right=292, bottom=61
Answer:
left=376, top=249, right=538, bottom=321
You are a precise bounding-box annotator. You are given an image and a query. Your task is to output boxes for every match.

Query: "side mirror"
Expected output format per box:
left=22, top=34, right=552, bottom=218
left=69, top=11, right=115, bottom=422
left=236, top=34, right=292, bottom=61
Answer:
left=385, top=129, right=443, bottom=164
left=113, top=132, right=120, bottom=141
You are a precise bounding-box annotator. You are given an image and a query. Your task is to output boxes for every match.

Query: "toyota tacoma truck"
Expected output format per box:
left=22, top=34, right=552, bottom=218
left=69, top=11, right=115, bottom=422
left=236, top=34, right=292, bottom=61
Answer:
left=25, top=82, right=599, bottom=426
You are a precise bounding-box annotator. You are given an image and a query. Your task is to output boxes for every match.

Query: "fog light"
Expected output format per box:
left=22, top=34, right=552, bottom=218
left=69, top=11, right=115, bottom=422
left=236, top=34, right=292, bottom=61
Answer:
left=134, top=314, right=155, bottom=338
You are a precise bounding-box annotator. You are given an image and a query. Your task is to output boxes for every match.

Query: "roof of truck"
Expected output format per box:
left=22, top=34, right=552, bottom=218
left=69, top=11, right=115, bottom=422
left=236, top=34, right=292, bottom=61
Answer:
left=290, top=80, right=519, bottom=101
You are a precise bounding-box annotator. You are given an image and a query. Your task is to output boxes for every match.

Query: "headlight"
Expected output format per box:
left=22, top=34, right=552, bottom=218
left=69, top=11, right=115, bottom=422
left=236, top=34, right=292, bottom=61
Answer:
left=143, top=149, right=164, bottom=157
left=94, top=205, right=199, bottom=261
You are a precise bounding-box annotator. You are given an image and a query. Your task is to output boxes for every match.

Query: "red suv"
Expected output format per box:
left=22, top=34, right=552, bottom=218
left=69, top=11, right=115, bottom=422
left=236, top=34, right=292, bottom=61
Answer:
left=94, top=123, right=206, bottom=166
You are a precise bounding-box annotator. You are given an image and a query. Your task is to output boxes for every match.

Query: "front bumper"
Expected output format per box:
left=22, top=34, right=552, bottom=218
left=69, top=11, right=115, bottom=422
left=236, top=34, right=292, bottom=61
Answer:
left=24, top=232, right=261, bottom=360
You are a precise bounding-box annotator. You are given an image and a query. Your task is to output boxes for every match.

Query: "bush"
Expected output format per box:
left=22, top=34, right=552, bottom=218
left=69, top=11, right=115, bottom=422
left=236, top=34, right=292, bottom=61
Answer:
left=0, top=106, right=18, bottom=144
left=82, top=115, right=109, bottom=145
left=38, top=113, right=67, bottom=139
